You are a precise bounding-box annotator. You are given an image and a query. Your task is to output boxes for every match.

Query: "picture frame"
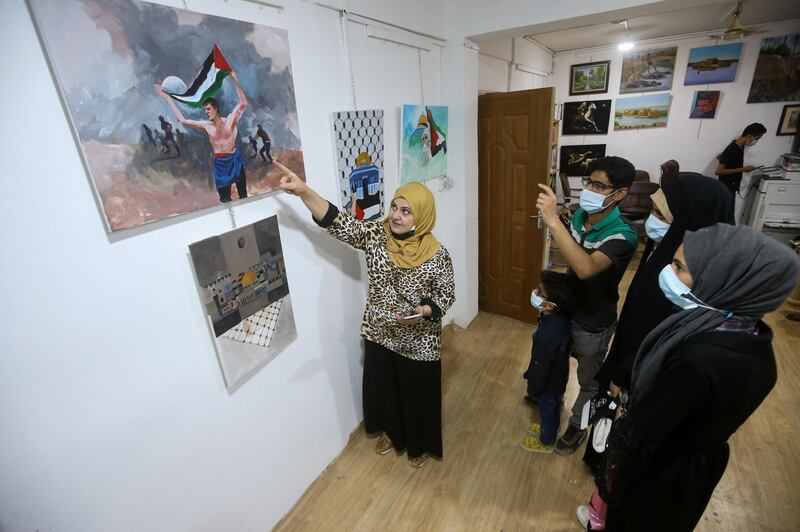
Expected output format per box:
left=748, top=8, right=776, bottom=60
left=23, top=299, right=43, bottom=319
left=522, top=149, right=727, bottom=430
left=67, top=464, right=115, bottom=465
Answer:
left=569, top=60, right=611, bottom=96
left=777, top=104, right=800, bottom=136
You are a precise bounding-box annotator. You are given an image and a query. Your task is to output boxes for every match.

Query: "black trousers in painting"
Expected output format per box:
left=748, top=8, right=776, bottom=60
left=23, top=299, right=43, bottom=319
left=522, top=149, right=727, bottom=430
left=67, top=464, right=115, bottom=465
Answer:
left=217, top=168, right=248, bottom=202
left=363, top=340, right=443, bottom=459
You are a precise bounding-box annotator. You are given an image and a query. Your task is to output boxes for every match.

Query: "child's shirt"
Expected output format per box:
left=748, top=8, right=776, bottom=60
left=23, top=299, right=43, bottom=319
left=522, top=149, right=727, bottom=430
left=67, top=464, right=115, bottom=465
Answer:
left=524, top=312, right=572, bottom=397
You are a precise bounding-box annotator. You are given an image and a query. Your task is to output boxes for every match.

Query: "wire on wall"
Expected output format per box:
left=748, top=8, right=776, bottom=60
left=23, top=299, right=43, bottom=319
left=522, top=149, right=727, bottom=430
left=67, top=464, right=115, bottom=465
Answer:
left=418, top=49, right=425, bottom=104
left=338, top=9, right=358, bottom=110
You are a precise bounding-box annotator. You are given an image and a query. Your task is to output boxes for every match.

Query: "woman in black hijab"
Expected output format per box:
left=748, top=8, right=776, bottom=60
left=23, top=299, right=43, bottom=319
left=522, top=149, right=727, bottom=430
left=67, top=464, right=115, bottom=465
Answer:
left=582, top=223, right=800, bottom=531
left=583, top=174, right=733, bottom=472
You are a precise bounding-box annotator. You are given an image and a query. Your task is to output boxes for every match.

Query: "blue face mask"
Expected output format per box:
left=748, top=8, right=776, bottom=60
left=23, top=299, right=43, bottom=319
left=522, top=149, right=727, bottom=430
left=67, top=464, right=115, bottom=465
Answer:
left=645, top=214, right=670, bottom=242
left=658, top=265, right=733, bottom=317
left=530, top=289, right=555, bottom=311
left=579, top=188, right=616, bottom=214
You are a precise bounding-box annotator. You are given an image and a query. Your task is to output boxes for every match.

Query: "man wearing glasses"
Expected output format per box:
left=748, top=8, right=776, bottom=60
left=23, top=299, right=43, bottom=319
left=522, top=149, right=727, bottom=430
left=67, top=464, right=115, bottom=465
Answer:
left=536, top=157, right=637, bottom=455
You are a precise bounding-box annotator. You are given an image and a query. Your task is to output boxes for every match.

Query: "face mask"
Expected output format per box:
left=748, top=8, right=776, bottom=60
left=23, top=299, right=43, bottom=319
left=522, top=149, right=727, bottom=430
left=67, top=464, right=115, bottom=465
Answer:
left=530, top=289, right=555, bottom=311
left=658, top=265, right=733, bottom=317
left=645, top=214, right=670, bottom=242
left=746, top=138, right=759, bottom=147
left=579, top=188, right=616, bottom=214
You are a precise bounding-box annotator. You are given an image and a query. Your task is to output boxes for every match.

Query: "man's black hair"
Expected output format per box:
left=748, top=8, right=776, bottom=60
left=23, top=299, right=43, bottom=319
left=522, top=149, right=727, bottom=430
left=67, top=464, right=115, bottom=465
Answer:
left=540, top=270, right=582, bottom=318
left=203, top=97, right=219, bottom=111
left=587, top=156, right=635, bottom=189
left=742, top=123, right=767, bottom=137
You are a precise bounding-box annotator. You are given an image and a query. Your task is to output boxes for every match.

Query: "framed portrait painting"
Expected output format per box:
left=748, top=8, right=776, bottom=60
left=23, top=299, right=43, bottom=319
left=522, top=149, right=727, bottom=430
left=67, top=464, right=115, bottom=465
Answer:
left=569, top=61, right=611, bottom=96
left=777, top=104, right=800, bottom=136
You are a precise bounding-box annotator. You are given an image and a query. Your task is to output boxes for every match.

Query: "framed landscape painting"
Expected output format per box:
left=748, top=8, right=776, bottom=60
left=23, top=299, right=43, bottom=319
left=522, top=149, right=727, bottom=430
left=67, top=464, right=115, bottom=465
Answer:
left=569, top=61, right=611, bottom=96
left=614, top=93, right=671, bottom=130
left=619, top=46, right=677, bottom=94
left=685, top=43, right=742, bottom=85
left=777, top=104, right=800, bottom=136
left=747, top=34, right=800, bottom=103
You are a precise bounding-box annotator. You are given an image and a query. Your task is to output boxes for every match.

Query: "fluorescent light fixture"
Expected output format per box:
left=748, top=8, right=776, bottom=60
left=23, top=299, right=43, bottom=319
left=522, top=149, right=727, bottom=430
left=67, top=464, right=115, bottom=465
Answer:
left=618, top=41, right=634, bottom=51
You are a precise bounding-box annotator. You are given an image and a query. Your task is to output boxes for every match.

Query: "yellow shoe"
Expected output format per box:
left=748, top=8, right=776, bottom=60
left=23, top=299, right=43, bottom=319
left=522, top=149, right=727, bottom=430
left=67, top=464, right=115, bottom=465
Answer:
left=375, top=433, right=393, bottom=455
left=520, top=436, right=553, bottom=453
left=409, top=454, right=429, bottom=468
left=527, top=422, right=541, bottom=436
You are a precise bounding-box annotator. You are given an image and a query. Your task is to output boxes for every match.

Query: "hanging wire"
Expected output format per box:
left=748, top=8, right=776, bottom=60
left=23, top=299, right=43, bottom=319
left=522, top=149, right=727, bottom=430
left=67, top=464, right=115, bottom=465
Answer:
left=418, top=49, right=425, bottom=104
left=339, top=10, right=358, bottom=110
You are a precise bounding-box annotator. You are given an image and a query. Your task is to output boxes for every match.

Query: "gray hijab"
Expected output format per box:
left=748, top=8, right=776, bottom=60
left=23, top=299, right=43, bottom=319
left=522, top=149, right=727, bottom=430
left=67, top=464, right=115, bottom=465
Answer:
left=631, top=223, right=800, bottom=404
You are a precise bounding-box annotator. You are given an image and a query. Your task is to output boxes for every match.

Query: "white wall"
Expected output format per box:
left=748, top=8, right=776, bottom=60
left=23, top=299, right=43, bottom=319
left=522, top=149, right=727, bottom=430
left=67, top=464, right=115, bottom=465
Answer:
left=478, top=37, right=553, bottom=93
left=0, top=0, right=452, bottom=530
left=546, top=20, right=798, bottom=186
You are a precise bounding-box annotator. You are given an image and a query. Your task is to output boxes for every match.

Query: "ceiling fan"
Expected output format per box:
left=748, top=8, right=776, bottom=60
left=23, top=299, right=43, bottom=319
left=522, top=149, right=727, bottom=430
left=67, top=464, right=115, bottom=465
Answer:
left=708, top=0, right=765, bottom=40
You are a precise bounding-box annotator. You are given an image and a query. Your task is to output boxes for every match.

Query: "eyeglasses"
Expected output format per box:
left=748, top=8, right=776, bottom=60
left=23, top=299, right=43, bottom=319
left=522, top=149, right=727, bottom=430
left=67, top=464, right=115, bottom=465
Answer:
left=581, top=177, right=616, bottom=192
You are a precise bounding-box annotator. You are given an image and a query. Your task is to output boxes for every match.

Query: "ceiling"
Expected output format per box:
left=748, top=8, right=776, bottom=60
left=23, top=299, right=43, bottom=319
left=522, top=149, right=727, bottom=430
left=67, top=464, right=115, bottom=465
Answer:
left=524, top=0, right=800, bottom=52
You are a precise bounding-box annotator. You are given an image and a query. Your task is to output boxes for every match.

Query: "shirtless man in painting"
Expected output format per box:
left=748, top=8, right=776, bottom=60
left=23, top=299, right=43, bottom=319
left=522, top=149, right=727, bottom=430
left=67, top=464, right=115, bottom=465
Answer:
left=155, top=70, right=249, bottom=202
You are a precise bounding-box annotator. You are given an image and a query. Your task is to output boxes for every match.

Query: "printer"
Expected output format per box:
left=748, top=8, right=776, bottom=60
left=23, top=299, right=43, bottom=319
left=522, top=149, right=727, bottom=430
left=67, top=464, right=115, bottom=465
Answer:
left=742, top=154, right=800, bottom=245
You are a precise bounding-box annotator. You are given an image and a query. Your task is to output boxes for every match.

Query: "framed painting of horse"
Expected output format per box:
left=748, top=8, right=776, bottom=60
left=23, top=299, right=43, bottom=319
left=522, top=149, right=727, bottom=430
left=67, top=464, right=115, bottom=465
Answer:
left=569, top=60, right=611, bottom=96
left=562, top=100, right=611, bottom=135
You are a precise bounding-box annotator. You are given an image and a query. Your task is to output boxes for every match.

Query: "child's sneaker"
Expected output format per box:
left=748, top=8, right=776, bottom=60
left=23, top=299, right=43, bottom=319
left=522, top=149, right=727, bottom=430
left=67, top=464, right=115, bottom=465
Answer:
left=520, top=436, right=553, bottom=453
left=527, top=422, right=541, bottom=436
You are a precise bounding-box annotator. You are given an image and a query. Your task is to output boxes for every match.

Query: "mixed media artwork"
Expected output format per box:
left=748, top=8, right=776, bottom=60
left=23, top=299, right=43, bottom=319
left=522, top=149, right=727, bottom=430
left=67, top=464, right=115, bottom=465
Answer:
left=747, top=34, right=800, bottom=103
left=331, top=110, right=385, bottom=221
left=689, top=91, right=721, bottom=119
left=189, top=215, right=296, bottom=389
left=562, top=100, right=612, bottom=135
left=28, top=0, right=306, bottom=232
left=777, top=104, right=800, bottom=136
left=684, top=43, right=742, bottom=85
left=614, top=93, right=672, bottom=130
left=569, top=61, right=611, bottom=96
left=559, top=144, right=606, bottom=177
left=400, top=105, right=448, bottom=184
left=619, top=47, right=677, bottom=94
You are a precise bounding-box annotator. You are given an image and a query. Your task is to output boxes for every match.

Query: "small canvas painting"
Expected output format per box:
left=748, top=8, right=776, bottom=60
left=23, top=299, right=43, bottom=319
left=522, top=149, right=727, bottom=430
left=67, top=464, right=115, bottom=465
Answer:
left=685, top=43, right=742, bottom=85
left=620, top=47, right=677, bottom=94
left=689, top=91, right=721, bottom=119
left=614, top=93, right=671, bottom=130
left=562, top=100, right=611, bottom=135
left=28, top=0, right=306, bottom=232
left=569, top=61, right=611, bottom=96
left=747, top=34, right=800, bottom=103
left=401, top=105, right=448, bottom=184
left=331, top=110, right=385, bottom=221
left=189, top=215, right=296, bottom=389
left=560, top=144, right=606, bottom=177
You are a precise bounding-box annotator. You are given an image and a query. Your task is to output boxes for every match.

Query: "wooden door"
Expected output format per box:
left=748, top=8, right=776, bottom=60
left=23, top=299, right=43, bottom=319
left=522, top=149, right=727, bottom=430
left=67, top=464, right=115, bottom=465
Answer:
left=478, top=88, right=554, bottom=324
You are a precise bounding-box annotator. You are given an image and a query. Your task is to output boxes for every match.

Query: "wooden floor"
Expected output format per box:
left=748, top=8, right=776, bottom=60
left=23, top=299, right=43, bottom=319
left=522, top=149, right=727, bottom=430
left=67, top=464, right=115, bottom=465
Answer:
left=275, top=256, right=800, bottom=531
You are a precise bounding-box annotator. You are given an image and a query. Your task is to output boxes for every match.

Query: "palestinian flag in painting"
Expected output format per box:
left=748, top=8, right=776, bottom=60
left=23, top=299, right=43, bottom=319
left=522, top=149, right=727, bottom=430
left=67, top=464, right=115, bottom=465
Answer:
left=426, top=107, right=447, bottom=157
left=167, top=45, right=232, bottom=108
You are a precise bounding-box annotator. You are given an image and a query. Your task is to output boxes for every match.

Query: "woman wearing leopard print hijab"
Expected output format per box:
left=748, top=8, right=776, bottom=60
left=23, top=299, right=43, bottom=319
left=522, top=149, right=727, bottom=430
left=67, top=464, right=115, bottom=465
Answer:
left=279, top=166, right=455, bottom=469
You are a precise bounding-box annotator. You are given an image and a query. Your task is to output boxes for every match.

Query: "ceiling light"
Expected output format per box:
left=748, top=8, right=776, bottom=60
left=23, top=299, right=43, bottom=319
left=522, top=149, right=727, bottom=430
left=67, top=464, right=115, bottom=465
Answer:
left=618, top=42, right=634, bottom=51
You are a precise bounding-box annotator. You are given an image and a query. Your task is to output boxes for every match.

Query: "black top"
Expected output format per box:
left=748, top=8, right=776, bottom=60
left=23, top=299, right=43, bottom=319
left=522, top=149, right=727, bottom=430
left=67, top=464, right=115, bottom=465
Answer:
left=598, top=324, right=777, bottom=531
left=594, top=174, right=735, bottom=391
left=718, top=140, right=744, bottom=193
left=523, top=312, right=572, bottom=397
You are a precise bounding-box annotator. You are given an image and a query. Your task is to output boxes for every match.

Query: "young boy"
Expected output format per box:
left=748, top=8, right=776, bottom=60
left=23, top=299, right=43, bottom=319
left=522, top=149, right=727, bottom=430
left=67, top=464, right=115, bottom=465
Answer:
left=521, top=270, right=581, bottom=453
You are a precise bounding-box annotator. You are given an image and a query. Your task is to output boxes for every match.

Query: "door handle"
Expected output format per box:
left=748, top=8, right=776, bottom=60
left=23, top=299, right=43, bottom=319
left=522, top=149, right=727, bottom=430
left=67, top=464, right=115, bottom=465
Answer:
left=529, top=214, right=543, bottom=229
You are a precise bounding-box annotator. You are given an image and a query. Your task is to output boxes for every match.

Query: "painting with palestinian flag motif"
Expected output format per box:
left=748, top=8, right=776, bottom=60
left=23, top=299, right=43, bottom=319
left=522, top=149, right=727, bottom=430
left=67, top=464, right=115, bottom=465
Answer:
left=400, top=104, right=448, bottom=184
left=28, top=0, right=305, bottom=232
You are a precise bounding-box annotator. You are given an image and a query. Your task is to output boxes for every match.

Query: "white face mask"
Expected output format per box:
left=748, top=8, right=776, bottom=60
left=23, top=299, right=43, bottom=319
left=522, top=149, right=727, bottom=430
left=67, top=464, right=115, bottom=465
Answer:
left=645, top=214, right=670, bottom=242
left=746, top=138, right=759, bottom=147
left=530, top=289, right=555, bottom=311
left=579, top=188, right=616, bottom=214
left=658, top=265, right=732, bottom=317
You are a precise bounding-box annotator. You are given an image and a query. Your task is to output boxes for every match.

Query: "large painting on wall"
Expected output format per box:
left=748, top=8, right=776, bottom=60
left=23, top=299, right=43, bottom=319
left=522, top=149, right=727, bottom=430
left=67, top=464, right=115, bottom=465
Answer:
left=747, top=34, right=800, bottom=103
left=189, top=215, right=296, bottom=389
left=400, top=105, right=448, bottom=184
left=332, top=110, right=385, bottom=221
left=559, top=144, right=606, bottom=177
left=614, top=93, right=671, bottom=130
left=28, top=0, right=306, bottom=232
left=684, top=43, right=742, bottom=85
left=562, top=100, right=611, bottom=135
left=619, top=46, right=677, bottom=94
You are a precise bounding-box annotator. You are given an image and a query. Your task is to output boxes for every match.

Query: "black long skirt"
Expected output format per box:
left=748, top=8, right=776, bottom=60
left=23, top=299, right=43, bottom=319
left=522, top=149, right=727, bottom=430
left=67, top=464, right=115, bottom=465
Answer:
left=362, top=340, right=443, bottom=459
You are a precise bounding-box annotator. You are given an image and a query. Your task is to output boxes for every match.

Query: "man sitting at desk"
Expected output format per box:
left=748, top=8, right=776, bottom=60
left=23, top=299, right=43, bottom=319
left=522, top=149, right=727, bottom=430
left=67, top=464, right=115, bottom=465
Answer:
left=715, top=122, right=766, bottom=223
